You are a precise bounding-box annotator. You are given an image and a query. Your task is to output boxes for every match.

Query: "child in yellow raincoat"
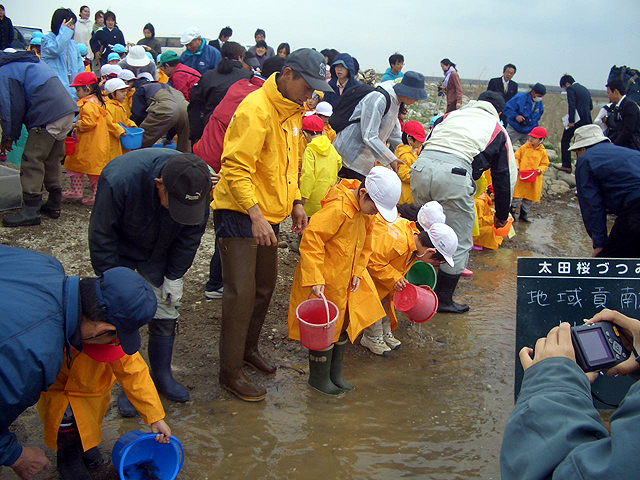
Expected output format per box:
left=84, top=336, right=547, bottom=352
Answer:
left=473, top=187, right=506, bottom=250
left=359, top=203, right=458, bottom=356
left=63, top=72, right=125, bottom=206
left=395, top=120, right=426, bottom=205
left=104, top=78, right=137, bottom=159
left=299, top=115, right=342, bottom=217
left=511, top=126, right=549, bottom=222
left=287, top=167, right=401, bottom=395
left=118, top=69, right=137, bottom=117
left=315, top=101, right=336, bottom=142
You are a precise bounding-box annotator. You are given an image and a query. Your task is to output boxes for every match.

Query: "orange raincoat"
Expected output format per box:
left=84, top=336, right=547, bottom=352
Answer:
left=394, top=144, right=419, bottom=205
left=105, top=97, right=137, bottom=159
left=37, top=348, right=164, bottom=452
left=288, top=179, right=385, bottom=343
left=513, top=141, right=549, bottom=202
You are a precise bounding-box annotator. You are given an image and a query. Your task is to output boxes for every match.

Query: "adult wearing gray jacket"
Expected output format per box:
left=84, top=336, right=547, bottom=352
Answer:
left=119, top=45, right=158, bottom=80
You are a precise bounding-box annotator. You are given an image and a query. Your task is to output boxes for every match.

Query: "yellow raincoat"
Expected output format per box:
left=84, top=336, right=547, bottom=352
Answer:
left=213, top=73, right=304, bottom=224
left=299, top=135, right=342, bottom=217
left=358, top=215, right=420, bottom=331
left=64, top=96, right=125, bottom=176
left=37, top=348, right=164, bottom=452
left=394, top=144, right=419, bottom=205
left=105, top=98, right=137, bottom=159
left=123, top=88, right=135, bottom=118
left=324, top=124, right=336, bottom=143
left=158, top=69, right=169, bottom=84
left=288, top=179, right=386, bottom=343
left=513, top=141, right=549, bottom=202
left=473, top=193, right=504, bottom=250
left=472, top=171, right=490, bottom=237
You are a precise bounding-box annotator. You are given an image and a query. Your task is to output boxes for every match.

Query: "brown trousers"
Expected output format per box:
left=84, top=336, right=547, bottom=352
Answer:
left=140, top=88, right=191, bottom=153
left=20, top=128, right=64, bottom=195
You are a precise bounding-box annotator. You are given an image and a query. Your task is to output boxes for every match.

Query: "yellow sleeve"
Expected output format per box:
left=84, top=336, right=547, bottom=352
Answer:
left=396, top=152, right=413, bottom=183
left=514, top=147, right=522, bottom=169
left=111, top=353, right=165, bottom=425
left=354, top=217, right=375, bottom=278
left=104, top=110, right=125, bottom=138
left=539, top=149, right=550, bottom=173
left=299, top=147, right=316, bottom=200
left=220, top=107, right=268, bottom=211
left=368, top=259, right=403, bottom=292
left=76, top=103, right=101, bottom=132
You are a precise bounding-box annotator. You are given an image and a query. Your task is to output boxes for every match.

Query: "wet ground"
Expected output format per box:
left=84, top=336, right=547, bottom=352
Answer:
left=2, top=191, right=593, bottom=480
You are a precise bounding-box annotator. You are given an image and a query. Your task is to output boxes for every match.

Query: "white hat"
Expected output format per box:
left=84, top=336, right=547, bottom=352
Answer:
left=427, top=223, right=457, bottom=268
left=137, top=72, right=154, bottom=82
left=3, top=47, right=17, bottom=53
left=417, top=201, right=446, bottom=231
left=100, top=64, right=121, bottom=77
left=180, top=26, right=201, bottom=45
left=316, top=101, right=333, bottom=117
left=125, top=45, right=150, bottom=67
left=364, top=166, right=401, bottom=222
left=568, top=124, right=611, bottom=151
left=104, top=78, right=128, bottom=94
left=118, top=69, right=136, bottom=81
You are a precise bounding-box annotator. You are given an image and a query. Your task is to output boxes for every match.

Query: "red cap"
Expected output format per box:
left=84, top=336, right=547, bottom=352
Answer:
left=529, top=126, right=547, bottom=139
left=301, top=114, right=324, bottom=133
left=403, top=120, right=426, bottom=143
left=70, top=72, right=99, bottom=87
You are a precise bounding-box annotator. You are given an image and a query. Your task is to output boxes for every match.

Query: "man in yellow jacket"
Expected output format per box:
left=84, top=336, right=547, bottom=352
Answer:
left=212, top=48, right=333, bottom=402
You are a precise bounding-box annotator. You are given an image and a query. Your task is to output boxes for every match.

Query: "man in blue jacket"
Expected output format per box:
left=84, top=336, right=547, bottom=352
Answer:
left=179, top=26, right=221, bottom=75
left=571, top=125, right=640, bottom=258
left=0, top=245, right=156, bottom=479
left=503, top=82, right=546, bottom=146
left=323, top=53, right=359, bottom=106
left=559, top=74, right=593, bottom=172
left=0, top=50, right=77, bottom=227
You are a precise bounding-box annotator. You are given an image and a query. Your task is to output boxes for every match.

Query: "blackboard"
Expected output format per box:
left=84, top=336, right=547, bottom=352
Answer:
left=515, top=257, right=640, bottom=409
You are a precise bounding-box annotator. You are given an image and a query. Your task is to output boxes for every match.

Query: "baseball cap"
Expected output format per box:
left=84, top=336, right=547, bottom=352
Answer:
left=107, top=52, right=121, bottom=62
left=403, top=120, right=426, bottom=143
left=478, top=91, right=506, bottom=114
left=285, top=48, right=333, bottom=93
left=112, top=43, right=126, bottom=54
left=137, top=72, right=154, bottom=82
left=364, top=166, right=401, bottom=222
left=70, top=71, right=98, bottom=87
left=118, top=69, right=136, bottom=81
left=104, top=78, right=128, bottom=94
left=417, top=201, right=446, bottom=231
left=159, top=51, right=179, bottom=66
left=315, top=101, right=333, bottom=117
left=161, top=154, right=212, bottom=225
left=529, top=126, right=547, bottom=139
left=243, top=51, right=260, bottom=68
left=427, top=223, right=457, bottom=268
left=29, top=36, right=41, bottom=46
left=100, top=64, right=121, bottom=78
left=302, top=115, right=324, bottom=133
left=125, top=45, right=150, bottom=67
left=530, top=83, right=546, bottom=96
left=181, top=26, right=201, bottom=45
left=94, top=267, right=157, bottom=355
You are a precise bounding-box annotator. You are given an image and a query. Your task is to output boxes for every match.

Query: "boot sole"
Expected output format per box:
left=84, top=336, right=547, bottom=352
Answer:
left=307, top=383, right=345, bottom=397
left=2, top=219, right=41, bottom=227
left=221, top=383, right=266, bottom=402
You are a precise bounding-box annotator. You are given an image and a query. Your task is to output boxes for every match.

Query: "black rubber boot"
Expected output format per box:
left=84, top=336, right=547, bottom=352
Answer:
left=509, top=206, right=516, bottom=217
left=308, top=346, right=344, bottom=396
left=82, top=446, right=104, bottom=470
left=330, top=333, right=354, bottom=391
left=56, top=427, right=91, bottom=480
left=40, top=187, right=62, bottom=219
left=148, top=319, right=190, bottom=402
left=519, top=207, right=530, bottom=223
left=116, top=392, right=138, bottom=417
left=2, top=193, right=42, bottom=227
left=434, top=271, right=470, bottom=314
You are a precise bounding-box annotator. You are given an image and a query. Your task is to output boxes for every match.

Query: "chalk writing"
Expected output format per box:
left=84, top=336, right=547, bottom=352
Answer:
left=528, top=290, right=549, bottom=307
left=591, top=287, right=610, bottom=309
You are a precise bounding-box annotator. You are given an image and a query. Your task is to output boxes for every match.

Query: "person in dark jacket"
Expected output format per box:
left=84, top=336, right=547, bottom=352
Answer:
left=0, top=5, right=14, bottom=50
left=188, top=41, right=253, bottom=142
left=571, top=125, right=640, bottom=257
left=90, top=11, right=125, bottom=66
left=208, top=26, right=232, bottom=51
left=136, top=23, right=162, bottom=60
left=487, top=63, right=518, bottom=124
left=0, top=245, right=157, bottom=480
left=605, top=78, right=640, bottom=151
left=179, top=26, right=221, bottom=75
left=89, top=149, right=212, bottom=417
left=0, top=50, right=78, bottom=227
left=323, top=53, right=359, bottom=106
left=559, top=74, right=593, bottom=172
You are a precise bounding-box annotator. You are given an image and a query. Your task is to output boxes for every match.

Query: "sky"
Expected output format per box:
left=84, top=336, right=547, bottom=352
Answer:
left=9, top=0, right=640, bottom=89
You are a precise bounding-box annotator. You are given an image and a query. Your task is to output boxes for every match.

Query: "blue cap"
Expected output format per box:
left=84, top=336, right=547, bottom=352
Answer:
left=107, top=52, right=121, bottom=62
left=29, top=36, right=41, bottom=46
left=156, top=53, right=163, bottom=63
left=31, top=31, right=43, bottom=39
left=112, top=43, right=126, bottom=54
left=94, top=267, right=157, bottom=355
left=77, top=43, right=88, bottom=56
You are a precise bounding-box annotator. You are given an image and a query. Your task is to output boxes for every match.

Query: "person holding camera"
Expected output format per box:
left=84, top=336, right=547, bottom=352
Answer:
left=500, top=310, right=640, bottom=479
left=503, top=83, right=546, bottom=146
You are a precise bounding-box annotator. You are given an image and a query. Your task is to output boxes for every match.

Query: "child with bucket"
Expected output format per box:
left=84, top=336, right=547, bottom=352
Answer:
left=358, top=202, right=458, bottom=356
left=395, top=120, right=426, bottom=206
left=118, top=69, right=137, bottom=117
left=104, top=78, right=138, bottom=159
left=63, top=72, right=125, bottom=206
left=510, top=126, right=549, bottom=222
left=287, top=167, right=401, bottom=395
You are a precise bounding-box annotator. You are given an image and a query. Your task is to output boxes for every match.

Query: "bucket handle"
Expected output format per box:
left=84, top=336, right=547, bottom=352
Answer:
left=520, top=171, right=535, bottom=180
left=308, top=291, right=331, bottom=326
left=171, top=436, right=185, bottom=473
left=66, top=130, right=76, bottom=141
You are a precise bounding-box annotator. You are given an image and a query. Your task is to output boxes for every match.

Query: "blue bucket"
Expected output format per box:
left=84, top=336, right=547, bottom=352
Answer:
left=120, top=127, right=144, bottom=150
left=112, top=430, right=184, bottom=480
left=151, top=142, right=177, bottom=150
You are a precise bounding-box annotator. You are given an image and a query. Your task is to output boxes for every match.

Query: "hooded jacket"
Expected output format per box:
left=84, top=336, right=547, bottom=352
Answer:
left=299, top=135, right=342, bottom=216
left=324, top=53, right=360, bottom=107
left=180, top=41, right=221, bottom=75
left=41, top=25, right=85, bottom=100
left=0, top=246, right=80, bottom=467
left=512, top=141, right=549, bottom=202
left=395, top=144, right=420, bottom=204
left=0, top=51, right=78, bottom=144
left=73, top=18, right=93, bottom=59
left=503, top=92, right=544, bottom=134
left=381, top=67, right=404, bottom=83
left=0, top=15, right=13, bottom=50
left=168, top=63, right=201, bottom=102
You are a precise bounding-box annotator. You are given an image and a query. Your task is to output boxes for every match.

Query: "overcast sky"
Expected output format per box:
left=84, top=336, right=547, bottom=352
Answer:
left=9, top=0, right=640, bottom=89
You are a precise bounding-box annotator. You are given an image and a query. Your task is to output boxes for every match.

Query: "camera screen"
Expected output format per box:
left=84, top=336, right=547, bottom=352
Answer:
left=577, top=329, right=613, bottom=363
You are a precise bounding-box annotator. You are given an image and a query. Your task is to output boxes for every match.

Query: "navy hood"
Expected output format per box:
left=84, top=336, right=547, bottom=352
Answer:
left=330, top=53, right=355, bottom=79
left=0, top=50, right=39, bottom=68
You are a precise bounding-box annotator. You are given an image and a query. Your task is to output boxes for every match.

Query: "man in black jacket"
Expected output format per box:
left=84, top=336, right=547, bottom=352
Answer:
left=559, top=74, right=593, bottom=172
left=605, top=78, right=640, bottom=151
left=0, top=5, right=14, bottom=50
left=487, top=63, right=518, bottom=103
left=208, top=26, right=232, bottom=51
left=89, top=149, right=212, bottom=416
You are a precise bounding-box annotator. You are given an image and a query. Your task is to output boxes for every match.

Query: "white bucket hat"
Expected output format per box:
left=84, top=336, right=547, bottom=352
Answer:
left=427, top=223, right=457, bottom=268
left=180, top=26, right=201, bottom=45
left=104, top=78, right=128, bottom=94
left=417, top=201, right=446, bottom=231
left=568, top=124, right=611, bottom=151
left=125, top=45, right=150, bottom=67
left=364, top=166, right=401, bottom=222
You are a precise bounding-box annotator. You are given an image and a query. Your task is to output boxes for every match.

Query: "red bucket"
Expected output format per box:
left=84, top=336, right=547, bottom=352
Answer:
left=519, top=170, right=537, bottom=183
left=393, top=284, right=438, bottom=323
left=296, top=293, right=338, bottom=350
left=64, top=135, right=76, bottom=156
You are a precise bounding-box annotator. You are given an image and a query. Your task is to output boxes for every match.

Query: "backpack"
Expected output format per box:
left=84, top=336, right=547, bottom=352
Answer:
left=329, top=84, right=392, bottom=133
left=608, top=65, right=640, bottom=105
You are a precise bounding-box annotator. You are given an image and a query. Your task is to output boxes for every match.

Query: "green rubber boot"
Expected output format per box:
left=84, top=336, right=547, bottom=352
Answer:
left=330, top=333, right=354, bottom=391
left=308, top=346, right=343, bottom=396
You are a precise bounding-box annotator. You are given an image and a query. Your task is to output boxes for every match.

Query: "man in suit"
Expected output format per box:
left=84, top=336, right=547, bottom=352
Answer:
left=559, top=74, right=593, bottom=172
left=605, top=78, right=640, bottom=151
left=208, top=26, right=232, bottom=51
left=487, top=64, right=518, bottom=125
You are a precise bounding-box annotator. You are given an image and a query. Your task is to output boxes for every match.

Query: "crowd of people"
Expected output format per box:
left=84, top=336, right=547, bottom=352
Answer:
left=1, top=4, right=640, bottom=480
